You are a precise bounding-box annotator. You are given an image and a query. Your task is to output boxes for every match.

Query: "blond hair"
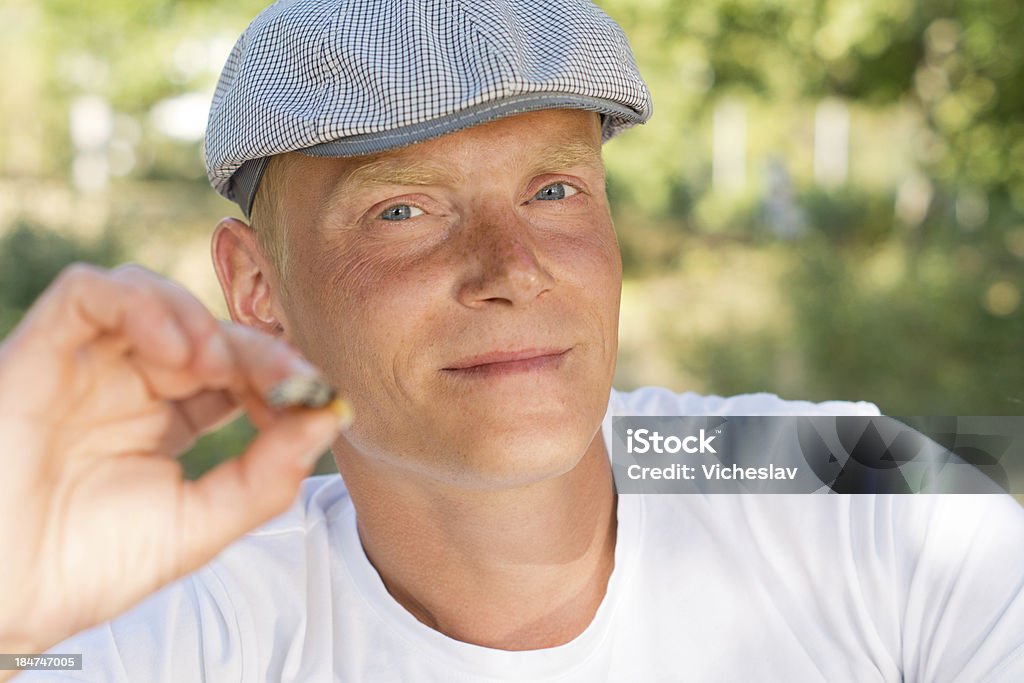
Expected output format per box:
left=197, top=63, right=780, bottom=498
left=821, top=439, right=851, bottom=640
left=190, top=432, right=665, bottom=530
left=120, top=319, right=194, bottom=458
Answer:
left=248, top=154, right=292, bottom=283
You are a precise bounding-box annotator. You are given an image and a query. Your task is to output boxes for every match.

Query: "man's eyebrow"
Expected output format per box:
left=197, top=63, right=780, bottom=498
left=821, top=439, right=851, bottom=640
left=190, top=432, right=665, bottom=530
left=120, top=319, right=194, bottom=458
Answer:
left=526, top=141, right=604, bottom=175
left=343, top=157, right=465, bottom=189
left=320, top=157, right=463, bottom=217
left=339, top=141, right=601, bottom=190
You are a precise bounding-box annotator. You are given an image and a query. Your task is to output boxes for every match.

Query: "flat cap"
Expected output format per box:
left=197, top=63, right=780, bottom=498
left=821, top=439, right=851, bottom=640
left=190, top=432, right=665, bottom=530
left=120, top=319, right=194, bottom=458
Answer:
left=204, top=0, right=653, bottom=217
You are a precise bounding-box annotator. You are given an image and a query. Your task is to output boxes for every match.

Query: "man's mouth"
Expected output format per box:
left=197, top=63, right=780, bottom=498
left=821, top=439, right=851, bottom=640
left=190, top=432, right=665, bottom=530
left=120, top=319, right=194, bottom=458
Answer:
left=443, top=348, right=571, bottom=376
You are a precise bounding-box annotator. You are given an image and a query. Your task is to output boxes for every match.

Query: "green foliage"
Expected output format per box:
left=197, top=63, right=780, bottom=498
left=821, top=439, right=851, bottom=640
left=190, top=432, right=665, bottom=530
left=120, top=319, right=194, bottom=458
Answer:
left=183, top=418, right=338, bottom=481
left=799, top=188, right=896, bottom=245
left=788, top=237, right=1023, bottom=414
left=599, top=0, right=1024, bottom=217
left=181, top=417, right=257, bottom=481
left=598, top=0, right=1023, bottom=419
left=673, top=233, right=1023, bottom=415
left=0, top=221, right=123, bottom=336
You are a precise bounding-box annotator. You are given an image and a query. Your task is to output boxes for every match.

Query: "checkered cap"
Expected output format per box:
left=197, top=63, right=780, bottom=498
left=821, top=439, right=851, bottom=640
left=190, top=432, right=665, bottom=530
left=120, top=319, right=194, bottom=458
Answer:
left=204, top=0, right=653, bottom=217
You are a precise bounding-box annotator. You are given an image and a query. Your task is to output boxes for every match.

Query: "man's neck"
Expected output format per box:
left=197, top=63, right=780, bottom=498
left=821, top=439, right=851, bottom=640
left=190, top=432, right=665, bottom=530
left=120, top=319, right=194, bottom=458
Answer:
left=335, top=435, right=617, bottom=650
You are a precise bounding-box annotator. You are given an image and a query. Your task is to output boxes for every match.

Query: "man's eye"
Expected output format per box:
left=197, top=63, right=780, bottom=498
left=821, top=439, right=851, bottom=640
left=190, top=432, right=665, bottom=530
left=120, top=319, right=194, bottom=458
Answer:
left=379, top=205, right=424, bottom=221
left=533, top=183, right=579, bottom=201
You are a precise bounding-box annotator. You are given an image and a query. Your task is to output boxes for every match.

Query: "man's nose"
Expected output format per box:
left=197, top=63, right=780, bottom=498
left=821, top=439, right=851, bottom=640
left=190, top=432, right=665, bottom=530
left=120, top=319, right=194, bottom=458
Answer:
left=455, top=213, right=555, bottom=308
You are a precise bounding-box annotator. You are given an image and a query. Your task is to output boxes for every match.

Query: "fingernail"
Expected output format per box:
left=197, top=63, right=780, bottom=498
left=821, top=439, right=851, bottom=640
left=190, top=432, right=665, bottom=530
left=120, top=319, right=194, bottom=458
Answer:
left=288, top=354, right=318, bottom=376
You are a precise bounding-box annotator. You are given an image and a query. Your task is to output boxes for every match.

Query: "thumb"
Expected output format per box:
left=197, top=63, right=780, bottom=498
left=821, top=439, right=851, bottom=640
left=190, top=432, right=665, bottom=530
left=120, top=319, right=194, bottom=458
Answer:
left=177, top=407, right=342, bottom=571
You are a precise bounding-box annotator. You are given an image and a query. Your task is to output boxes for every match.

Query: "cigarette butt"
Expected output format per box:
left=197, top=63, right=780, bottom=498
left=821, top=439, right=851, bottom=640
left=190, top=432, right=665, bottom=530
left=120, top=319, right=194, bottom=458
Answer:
left=329, top=396, right=355, bottom=430
left=266, top=375, right=336, bottom=410
left=266, top=376, right=356, bottom=429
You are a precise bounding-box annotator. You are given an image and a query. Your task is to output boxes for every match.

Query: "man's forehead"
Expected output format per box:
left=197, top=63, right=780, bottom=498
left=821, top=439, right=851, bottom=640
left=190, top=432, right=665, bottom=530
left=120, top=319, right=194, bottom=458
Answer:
left=274, top=110, right=604, bottom=208
left=340, top=139, right=603, bottom=188
left=338, top=108, right=598, bottom=165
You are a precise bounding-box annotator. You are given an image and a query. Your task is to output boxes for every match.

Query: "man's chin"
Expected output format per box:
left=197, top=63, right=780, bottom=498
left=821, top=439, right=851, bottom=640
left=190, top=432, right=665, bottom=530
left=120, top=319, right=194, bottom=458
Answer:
left=428, top=419, right=604, bottom=492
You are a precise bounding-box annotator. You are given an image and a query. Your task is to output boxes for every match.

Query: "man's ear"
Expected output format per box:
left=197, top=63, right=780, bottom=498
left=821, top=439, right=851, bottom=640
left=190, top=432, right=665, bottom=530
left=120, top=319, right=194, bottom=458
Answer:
left=211, top=217, right=286, bottom=336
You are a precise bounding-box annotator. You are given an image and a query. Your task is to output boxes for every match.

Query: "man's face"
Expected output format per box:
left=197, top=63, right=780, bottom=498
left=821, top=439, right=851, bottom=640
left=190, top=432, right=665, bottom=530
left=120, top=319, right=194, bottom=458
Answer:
left=269, top=110, right=620, bottom=490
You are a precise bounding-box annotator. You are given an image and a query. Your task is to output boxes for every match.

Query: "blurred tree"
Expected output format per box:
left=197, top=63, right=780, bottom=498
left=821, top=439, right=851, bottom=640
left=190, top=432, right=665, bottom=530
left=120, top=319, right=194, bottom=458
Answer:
left=0, top=221, right=122, bottom=333
left=595, top=0, right=1023, bottom=415
left=599, top=0, right=1024, bottom=222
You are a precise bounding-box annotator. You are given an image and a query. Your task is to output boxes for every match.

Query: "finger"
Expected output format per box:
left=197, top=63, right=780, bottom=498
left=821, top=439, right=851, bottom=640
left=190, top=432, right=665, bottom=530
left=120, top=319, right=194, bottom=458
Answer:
left=105, top=264, right=318, bottom=406
left=178, top=407, right=342, bottom=569
left=3, top=262, right=317, bottom=402
left=61, top=390, right=246, bottom=463
left=218, top=323, right=323, bottom=403
left=175, top=390, right=243, bottom=435
left=125, top=321, right=323, bottom=455
left=125, top=312, right=317, bottom=407
left=152, top=391, right=245, bottom=456
left=109, top=265, right=236, bottom=387
left=4, top=263, right=191, bottom=367
left=0, top=265, right=195, bottom=419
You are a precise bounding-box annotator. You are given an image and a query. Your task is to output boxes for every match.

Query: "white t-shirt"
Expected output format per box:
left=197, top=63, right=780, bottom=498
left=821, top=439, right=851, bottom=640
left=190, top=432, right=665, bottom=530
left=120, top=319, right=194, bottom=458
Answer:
left=32, top=388, right=1024, bottom=682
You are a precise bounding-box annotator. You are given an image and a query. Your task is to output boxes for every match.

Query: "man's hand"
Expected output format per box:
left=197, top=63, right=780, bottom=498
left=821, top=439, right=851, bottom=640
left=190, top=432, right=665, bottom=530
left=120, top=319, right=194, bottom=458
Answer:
left=0, top=263, right=343, bottom=659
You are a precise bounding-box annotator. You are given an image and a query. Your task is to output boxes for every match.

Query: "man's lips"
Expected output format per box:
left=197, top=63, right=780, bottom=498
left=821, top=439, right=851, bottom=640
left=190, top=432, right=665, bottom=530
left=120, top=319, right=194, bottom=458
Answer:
left=443, top=348, right=571, bottom=375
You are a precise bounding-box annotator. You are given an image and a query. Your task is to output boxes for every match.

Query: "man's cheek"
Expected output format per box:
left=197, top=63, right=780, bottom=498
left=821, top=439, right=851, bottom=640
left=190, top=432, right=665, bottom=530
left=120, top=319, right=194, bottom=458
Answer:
left=546, top=226, right=619, bottom=279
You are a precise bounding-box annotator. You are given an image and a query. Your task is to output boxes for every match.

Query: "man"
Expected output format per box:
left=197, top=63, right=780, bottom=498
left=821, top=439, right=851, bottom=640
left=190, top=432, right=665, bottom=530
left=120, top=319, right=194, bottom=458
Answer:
left=1, top=0, right=1023, bottom=680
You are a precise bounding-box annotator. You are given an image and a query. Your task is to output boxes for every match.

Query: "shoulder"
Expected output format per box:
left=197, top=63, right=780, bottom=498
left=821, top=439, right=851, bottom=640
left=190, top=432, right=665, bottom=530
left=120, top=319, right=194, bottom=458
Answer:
left=608, top=385, right=881, bottom=416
